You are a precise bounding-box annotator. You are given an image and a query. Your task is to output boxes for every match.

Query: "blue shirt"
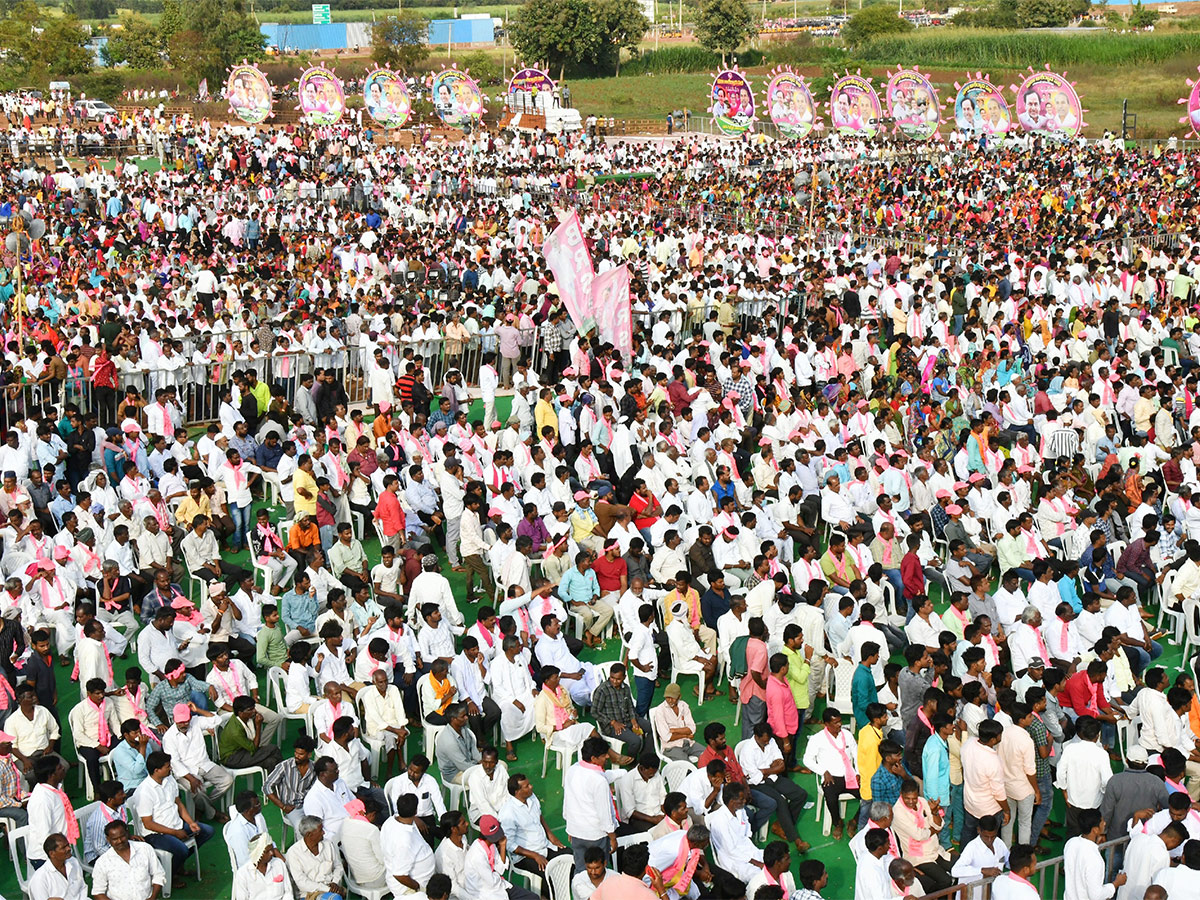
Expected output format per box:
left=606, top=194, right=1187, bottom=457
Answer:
left=281, top=587, right=318, bottom=632
left=871, top=766, right=904, bottom=808
left=851, top=664, right=878, bottom=731
left=712, top=480, right=737, bottom=508
left=110, top=739, right=149, bottom=792
left=1057, top=574, right=1082, bottom=614
left=921, top=733, right=951, bottom=805
left=559, top=566, right=599, bottom=605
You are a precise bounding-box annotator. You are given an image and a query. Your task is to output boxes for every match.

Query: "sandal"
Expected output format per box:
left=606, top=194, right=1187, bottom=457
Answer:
left=506, top=751, right=518, bottom=762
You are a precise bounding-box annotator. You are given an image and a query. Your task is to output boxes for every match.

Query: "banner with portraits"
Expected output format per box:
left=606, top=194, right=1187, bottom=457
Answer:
left=709, top=69, right=756, bottom=135
left=508, top=67, right=555, bottom=107
left=829, top=73, right=881, bottom=138
left=297, top=66, right=346, bottom=125
left=363, top=68, right=411, bottom=129
left=954, top=75, right=1011, bottom=137
left=1013, top=70, right=1083, bottom=140
left=765, top=68, right=816, bottom=140
left=431, top=67, right=484, bottom=127
left=224, top=63, right=272, bottom=125
left=886, top=67, right=940, bottom=141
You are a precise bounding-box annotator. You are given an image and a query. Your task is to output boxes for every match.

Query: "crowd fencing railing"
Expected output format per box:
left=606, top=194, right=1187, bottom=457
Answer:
left=919, top=834, right=1129, bottom=900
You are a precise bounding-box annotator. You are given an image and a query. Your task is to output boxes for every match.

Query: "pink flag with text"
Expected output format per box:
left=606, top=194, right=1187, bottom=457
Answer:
left=541, top=211, right=595, bottom=332
left=591, top=263, right=633, bottom=360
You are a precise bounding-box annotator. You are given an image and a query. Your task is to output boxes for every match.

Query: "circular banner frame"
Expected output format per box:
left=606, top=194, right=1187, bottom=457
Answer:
left=765, top=66, right=817, bottom=140
left=297, top=64, right=346, bottom=126
left=828, top=70, right=881, bottom=138
left=709, top=67, right=756, bottom=135
left=508, top=67, right=555, bottom=102
left=363, top=68, right=411, bottom=129
left=1179, top=66, right=1200, bottom=139
left=1011, top=66, right=1086, bottom=141
left=953, top=72, right=1011, bottom=137
left=224, top=61, right=273, bottom=125
left=430, top=65, right=485, bottom=127
left=885, top=66, right=941, bottom=141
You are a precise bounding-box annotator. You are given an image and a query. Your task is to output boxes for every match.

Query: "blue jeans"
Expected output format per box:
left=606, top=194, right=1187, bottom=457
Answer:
left=882, top=567, right=904, bottom=602
left=946, top=782, right=965, bottom=845
left=748, top=788, right=777, bottom=833
left=634, top=675, right=655, bottom=717
left=1013, top=567, right=1035, bottom=583
left=1030, top=771, right=1053, bottom=842
left=230, top=502, right=252, bottom=551
left=1124, top=640, right=1163, bottom=675
left=145, top=822, right=214, bottom=872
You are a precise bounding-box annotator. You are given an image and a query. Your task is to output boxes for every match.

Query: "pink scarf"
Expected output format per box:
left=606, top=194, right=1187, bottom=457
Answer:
left=46, top=786, right=80, bottom=843
left=828, top=728, right=858, bottom=789
left=88, top=696, right=111, bottom=746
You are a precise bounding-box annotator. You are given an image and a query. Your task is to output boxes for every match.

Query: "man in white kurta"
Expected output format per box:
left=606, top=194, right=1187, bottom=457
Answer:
left=489, top=638, right=538, bottom=744
left=1120, top=827, right=1184, bottom=900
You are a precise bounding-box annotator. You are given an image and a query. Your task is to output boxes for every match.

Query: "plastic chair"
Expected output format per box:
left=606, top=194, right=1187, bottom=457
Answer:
left=216, top=719, right=267, bottom=798
left=267, top=666, right=309, bottom=746
left=338, top=834, right=391, bottom=900
left=415, top=672, right=448, bottom=765
left=8, top=826, right=34, bottom=898
left=823, top=658, right=856, bottom=718
left=812, top=770, right=854, bottom=836
left=545, top=853, right=574, bottom=900
left=538, top=727, right=579, bottom=784
left=663, top=759, right=696, bottom=793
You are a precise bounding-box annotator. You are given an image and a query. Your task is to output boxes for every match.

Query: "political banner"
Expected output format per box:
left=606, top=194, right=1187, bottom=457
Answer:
left=766, top=68, right=816, bottom=140
left=224, top=63, right=272, bottom=125
left=885, top=67, right=940, bottom=141
left=591, top=264, right=633, bottom=361
left=1012, top=69, right=1083, bottom=140
left=829, top=73, right=881, bottom=138
left=508, top=67, right=555, bottom=105
left=363, top=68, right=411, bottom=128
left=297, top=65, right=346, bottom=125
left=709, top=68, right=756, bottom=135
left=1180, top=67, right=1200, bottom=138
left=954, top=74, right=1011, bottom=136
left=542, top=211, right=596, bottom=333
left=432, top=67, right=484, bottom=126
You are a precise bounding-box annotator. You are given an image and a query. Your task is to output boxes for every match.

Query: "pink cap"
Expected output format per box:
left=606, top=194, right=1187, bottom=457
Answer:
left=1017, top=465, right=1034, bottom=474
left=946, top=504, right=963, bottom=515
left=952, top=481, right=968, bottom=491
left=172, top=703, right=191, bottom=723
left=122, top=421, right=140, bottom=433
left=53, top=545, right=69, bottom=560
left=739, top=360, right=752, bottom=368
left=935, top=489, right=952, bottom=499
left=487, top=506, right=504, bottom=518
left=857, top=400, right=869, bottom=409
left=758, top=437, right=772, bottom=447
left=0, top=730, right=13, bottom=743
left=573, top=490, right=590, bottom=501
left=968, top=473, right=986, bottom=483
left=490, top=421, right=501, bottom=430
left=563, top=367, right=576, bottom=376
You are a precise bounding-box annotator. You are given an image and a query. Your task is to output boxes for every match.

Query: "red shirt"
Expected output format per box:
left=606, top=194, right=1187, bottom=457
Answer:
left=591, top=555, right=628, bottom=594
left=696, top=744, right=746, bottom=785
left=1063, top=670, right=1111, bottom=717
left=374, top=489, right=405, bottom=537
left=628, top=491, right=662, bottom=530
left=901, top=551, right=925, bottom=600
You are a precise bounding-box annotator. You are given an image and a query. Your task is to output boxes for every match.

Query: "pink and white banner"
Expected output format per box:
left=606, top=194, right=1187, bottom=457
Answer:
left=592, top=263, right=633, bottom=360
left=541, top=211, right=595, bottom=332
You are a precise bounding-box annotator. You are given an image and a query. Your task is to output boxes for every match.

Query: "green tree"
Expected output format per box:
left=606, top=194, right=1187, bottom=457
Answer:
left=694, top=0, right=752, bottom=64
left=104, top=13, right=163, bottom=69
left=158, top=0, right=185, bottom=43
left=459, top=49, right=501, bottom=84
left=166, top=29, right=221, bottom=84
left=181, top=0, right=264, bottom=75
left=0, top=1, right=93, bottom=85
left=370, top=12, right=430, bottom=72
left=841, top=4, right=913, bottom=45
left=510, top=0, right=603, bottom=79
left=1016, top=0, right=1075, bottom=26
left=1128, top=0, right=1158, bottom=25
left=66, top=0, right=115, bottom=20
left=596, top=0, right=649, bottom=75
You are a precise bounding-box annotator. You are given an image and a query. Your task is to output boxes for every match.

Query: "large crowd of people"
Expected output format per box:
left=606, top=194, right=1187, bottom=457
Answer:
left=2, top=102, right=1200, bottom=900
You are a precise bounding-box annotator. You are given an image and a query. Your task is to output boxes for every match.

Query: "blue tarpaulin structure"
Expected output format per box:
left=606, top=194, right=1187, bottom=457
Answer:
left=427, top=18, right=494, bottom=44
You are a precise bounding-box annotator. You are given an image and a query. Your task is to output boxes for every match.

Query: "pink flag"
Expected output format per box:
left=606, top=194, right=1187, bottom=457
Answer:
left=541, top=211, right=595, bottom=332
left=591, top=263, right=633, bottom=361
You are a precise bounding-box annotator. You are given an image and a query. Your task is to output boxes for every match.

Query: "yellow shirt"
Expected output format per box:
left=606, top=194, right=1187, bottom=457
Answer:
left=857, top=723, right=884, bottom=801
left=534, top=400, right=558, bottom=438
left=293, top=468, right=318, bottom=516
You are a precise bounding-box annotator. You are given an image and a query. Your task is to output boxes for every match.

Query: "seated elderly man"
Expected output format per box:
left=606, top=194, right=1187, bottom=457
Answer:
left=161, top=703, right=233, bottom=823
left=285, top=815, right=345, bottom=900
left=233, top=834, right=293, bottom=900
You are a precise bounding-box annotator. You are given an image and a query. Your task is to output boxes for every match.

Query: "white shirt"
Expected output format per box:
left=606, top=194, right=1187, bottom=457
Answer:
left=993, top=872, right=1041, bottom=900
left=1120, top=832, right=1171, bottom=900
left=231, top=857, right=293, bottom=900
left=734, top=737, right=783, bottom=787
left=380, top=816, right=437, bottom=894
left=28, top=856, right=88, bottom=900
left=854, top=853, right=903, bottom=900
left=1064, top=835, right=1117, bottom=900
left=563, top=762, right=617, bottom=841
left=951, top=835, right=1010, bottom=900
left=1054, top=739, right=1111, bottom=809
left=133, top=775, right=184, bottom=833
left=706, top=804, right=761, bottom=885
left=463, top=838, right=511, bottom=900
left=802, top=726, right=858, bottom=778
left=1152, top=865, right=1200, bottom=900
left=27, top=782, right=72, bottom=861
left=301, top=778, right=356, bottom=840
left=91, top=841, right=167, bottom=900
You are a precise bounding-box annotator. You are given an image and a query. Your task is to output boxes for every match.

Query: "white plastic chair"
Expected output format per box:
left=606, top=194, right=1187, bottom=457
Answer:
left=415, top=672, right=448, bottom=764
left=812, top=770, right=854, bottom=837
left=545, top=853, right=574, bottom=900
left=216, top=718, right=267, bottom=799
left=663, top=759, right=696, bottom=793
left=824, top=658, right=856, bottom=718
left=1183, top=597, right=1200, bottom=671
left=338, top=834, right=391, bottom=900
left=267, top=665, right=309, bottom=746
left=538, top=727, right=579, bottom=785
left=8, top=826, right=35, bottom=898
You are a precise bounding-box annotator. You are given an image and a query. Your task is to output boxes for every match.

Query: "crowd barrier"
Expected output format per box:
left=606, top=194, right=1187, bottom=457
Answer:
left=4, top=327, right=544, bottom=429
left=921, top=834, right=1129, bottom=900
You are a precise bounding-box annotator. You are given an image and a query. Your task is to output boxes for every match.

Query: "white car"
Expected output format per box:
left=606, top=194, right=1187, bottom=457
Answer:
left=75, top=99, right=116, bottom=120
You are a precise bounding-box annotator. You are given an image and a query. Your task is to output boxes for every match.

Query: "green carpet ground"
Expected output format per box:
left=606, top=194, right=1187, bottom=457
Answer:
left=0, top=400, right=1178, bottom=900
